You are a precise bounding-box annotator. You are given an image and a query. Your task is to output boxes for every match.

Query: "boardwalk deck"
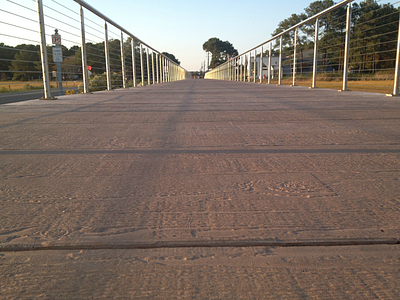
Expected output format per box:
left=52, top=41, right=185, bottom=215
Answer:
left=1, top=79, right=400, bottom=298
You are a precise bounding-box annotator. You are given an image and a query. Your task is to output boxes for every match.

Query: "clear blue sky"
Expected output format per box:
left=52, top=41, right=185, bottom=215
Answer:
left=1, top=0, right=351, bottom=71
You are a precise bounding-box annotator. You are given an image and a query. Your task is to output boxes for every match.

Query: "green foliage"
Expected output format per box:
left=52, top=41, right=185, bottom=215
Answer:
left=162, top=52, right=180, bottom=65
left=271, top=0, right=398, bottom=75
left=78, top=73, right=123, bottom=92
left=203, top=37, right=238, bottom=68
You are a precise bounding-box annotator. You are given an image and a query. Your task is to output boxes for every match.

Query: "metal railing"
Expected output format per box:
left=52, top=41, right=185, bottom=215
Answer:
left=205, top=0, right=400, bottom=96
left=0, top=0, right=190, bottom=99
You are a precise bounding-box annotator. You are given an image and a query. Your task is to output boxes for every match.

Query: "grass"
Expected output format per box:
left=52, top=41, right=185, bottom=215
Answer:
left=0, top=81, right=80, bottom=93
left=257, top=77, right=394, bottom=94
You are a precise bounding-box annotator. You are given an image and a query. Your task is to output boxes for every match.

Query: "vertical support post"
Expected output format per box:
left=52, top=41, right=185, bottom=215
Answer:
left=131, top=38, right=137, bottom=87
left=239, top=57, right=242, bottom=81
left=312, top=18, right=319, bottom=89
left=156, top=53, right=159, bottom=83
left=37, top=0, right=52, bottom=99
left=120, top=32, right=127, bottom=88
left=293, top=28, right=297, bottom=86
left=342, top=4, right=352, bottom=91
left=162, top=57, right=164, bottom=83
left=260, top=46, right=263, bottom=83
left=79, top=5, right=89, bottom=93
left=104, top=22, right=111, bottom=90
left=247, top=54, right=250, bottom=82
left=253, top=49, right=257, bottom=83
left=278, top=36, right=282, bottom=85
left=146, top=48, right=150, bottom=85
left=152, top=52, right=155, bottom=84
left=394, top=11, right=400, bottom=95
left=140, top=44, right=144, bottom=86
left=268, top=43, right=272, bottom=84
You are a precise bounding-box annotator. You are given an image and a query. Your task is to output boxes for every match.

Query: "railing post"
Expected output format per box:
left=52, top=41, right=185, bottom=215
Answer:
left=104, top=22, right=111, bottom=90
left=312, top=18, right=319, bottom=88
left=156, top=53, right=159, bottom=83
left=37, top=0, right=52, bottom=99
left=260, top=46, right=263, bottom=84
left=152, top=52, right=155, bottom=84
left=242, top=56, right=245, bottom=81
left=293, top=28, right=297, bottom=86
left=253, top=49, right=257, bottom=83
left=140, top=43, right=144, bottom=86
left=162, top=57, right=164, bottom=83
left=394, top=11, right=400, bottom=95
left=146, top=48, right=150, bottom=85
left=342, top=4, right=352, bottom=91
left=131, top=38, right=137, bottom=87
left=120, top=32, right=127, bottom=88
left=79, top=5, right=89, bottom=93
left=239, top=57, right=241, bottom=81
left=247, top=54, right=251, bottom=82
left=278, top=36, right=282, bottom=85
left=268, top=43, right=272, bottom=84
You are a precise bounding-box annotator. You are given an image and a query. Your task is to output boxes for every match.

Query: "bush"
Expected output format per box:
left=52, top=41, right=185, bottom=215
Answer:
left=78, top=73, right=124, bottom=92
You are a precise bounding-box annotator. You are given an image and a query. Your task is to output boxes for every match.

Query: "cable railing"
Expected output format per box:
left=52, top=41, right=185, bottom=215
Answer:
left=0, top=0, right=190, bottom=99
left=205, top=0, right=400, bottom=96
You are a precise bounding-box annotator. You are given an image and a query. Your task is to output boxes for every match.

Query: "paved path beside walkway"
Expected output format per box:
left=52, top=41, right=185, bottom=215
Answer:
left=1, top=80, right=399, bottom=298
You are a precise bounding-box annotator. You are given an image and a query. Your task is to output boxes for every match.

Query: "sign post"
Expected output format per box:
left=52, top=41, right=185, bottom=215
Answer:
left=52, top=29, right=63, bottom=96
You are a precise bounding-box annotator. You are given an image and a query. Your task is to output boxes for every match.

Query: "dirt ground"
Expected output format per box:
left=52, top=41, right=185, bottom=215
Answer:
left=1, top=79, right=399, bottom=298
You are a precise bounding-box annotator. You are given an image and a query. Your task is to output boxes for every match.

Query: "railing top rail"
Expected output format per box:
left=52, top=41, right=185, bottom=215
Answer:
left=73, top=0, right=184, bottom=68
left=209, top=0, right=353, bottom=71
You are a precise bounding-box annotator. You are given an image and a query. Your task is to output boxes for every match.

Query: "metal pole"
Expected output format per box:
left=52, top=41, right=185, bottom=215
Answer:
left=278, top=36, right=282, bottom=85
left=146, top=48, right=150, bottom=85
left=120, top=32, right=127, bottom=88
left=239, top=57, right=242, bottom=81
left=79, top=5, right=89, bottom=93
left=312, top=18, right=319, bottom=89
left=56, top=43, right=63, bottom=96
left=293, top=28, right=297, bottom=86
left=104, top=22, right=111, bottom=90
left=140, top=43, right=144, bottom=86
left=131, top=38, right=137, bottom=87
left=247, top=54, right=250, bottom=82
left=253, top=49, right=256, bottom=83
left=342, top=4, right=351, bottom=91
left=260, top=46, right=263, bottom=84
left=161, top=57, right=164, bottom=83
left=37, top=0, right=52, bottom=99
left=156, top=53, right=159, bottom=83
left=152, top=52, right=155, bottom=84
left=268, top=43, right=272, bottom=84
left=394, top=12, right=400, bottom=95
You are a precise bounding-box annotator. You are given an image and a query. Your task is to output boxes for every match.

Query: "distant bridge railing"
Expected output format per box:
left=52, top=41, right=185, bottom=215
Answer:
left=1, top=0, right=190, bottom=99
left=205, top=0, right=400, bottom=96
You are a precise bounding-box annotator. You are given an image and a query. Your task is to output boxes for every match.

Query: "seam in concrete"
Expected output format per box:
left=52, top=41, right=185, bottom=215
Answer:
left=1, top=239, right=399, bottom=252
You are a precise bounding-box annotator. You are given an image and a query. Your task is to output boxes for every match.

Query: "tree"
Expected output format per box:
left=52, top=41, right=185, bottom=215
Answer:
left=203, top=37, right=238, bottom=69
left=0, top=43, right=16, bottom=80
left=162, top=52, right=180, bottom=65
left=9, top=44, right=41, bottom=81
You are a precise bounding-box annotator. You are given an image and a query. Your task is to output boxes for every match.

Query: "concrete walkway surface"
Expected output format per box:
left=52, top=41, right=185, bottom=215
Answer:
left=1, top=79, right=399, bottom=298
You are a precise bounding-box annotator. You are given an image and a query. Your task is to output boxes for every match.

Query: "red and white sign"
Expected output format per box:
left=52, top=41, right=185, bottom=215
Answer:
left=52, top=34, right=61, bottom=45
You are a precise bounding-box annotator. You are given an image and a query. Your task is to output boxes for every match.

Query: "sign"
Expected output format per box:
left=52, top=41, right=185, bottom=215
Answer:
left=52, top=34, right=61, bottom=45
left=52, top=47, right=63, bottom=63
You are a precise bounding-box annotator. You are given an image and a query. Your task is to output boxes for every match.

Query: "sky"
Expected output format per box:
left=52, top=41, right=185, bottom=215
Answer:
left=1, top=0, right=351, bottom=71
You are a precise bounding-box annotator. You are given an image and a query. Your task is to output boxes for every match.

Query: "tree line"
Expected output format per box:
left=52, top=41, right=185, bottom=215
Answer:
left=0, top=38, right=180, bottom=82
left=272, top=0, right=399, bottom=75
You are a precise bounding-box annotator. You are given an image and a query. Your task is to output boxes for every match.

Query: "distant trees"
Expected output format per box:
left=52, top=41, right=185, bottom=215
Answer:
left=203, top=37, right=238, bottom=69
left=0, top=39, right=181, bottom=83
left=162, top=52, right=180, bottom=65
left=270, top=0, right=399, bottom=75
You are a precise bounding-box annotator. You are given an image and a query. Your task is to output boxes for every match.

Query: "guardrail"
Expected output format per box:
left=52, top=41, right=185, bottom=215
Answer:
left=0, top=0, right=190, bottom=99
left=205, top=0, right=400, bottom=96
